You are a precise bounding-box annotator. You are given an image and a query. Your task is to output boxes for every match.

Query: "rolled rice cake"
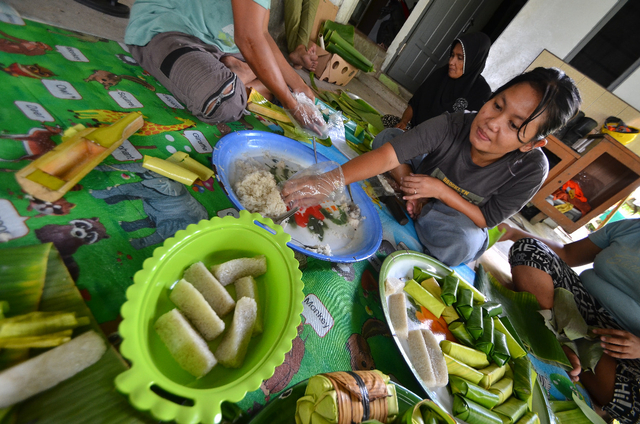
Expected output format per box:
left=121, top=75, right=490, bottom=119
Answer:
left=211, top=255, right=267, bottom=286
left=183, top=261, right=235, bottom=317
left=170, top=279, right=225, bottom=340
left=215, top=297, right=257, bottom=368
left=388, top=292, right=408, bottom=339
left=407, top=329, right=448, bottom=387
left=234, top=276, right=263, bottom=335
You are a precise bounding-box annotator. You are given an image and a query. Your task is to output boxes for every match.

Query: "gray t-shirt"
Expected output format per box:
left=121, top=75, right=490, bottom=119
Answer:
left=389, top=112, right=548, bottom=228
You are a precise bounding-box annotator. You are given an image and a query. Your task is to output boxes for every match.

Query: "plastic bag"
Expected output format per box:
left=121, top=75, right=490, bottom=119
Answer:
left=280, top=161, right=346, bottom=209
left=285, top=92, right=328, bottom=138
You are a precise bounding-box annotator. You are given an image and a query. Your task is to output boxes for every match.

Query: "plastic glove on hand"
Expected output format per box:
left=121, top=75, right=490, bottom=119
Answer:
left=280, top=161, right=345, bottom=209
left=285, top=92, right=328, bottom=138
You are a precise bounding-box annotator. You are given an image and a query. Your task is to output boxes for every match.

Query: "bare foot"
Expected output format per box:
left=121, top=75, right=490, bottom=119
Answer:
left=289, top=44, right=318, bottom=72
left=220, top=55, right=256, bottom=85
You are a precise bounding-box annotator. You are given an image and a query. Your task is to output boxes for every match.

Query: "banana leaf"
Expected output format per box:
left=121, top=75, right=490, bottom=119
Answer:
left=549, top=400, right=577, bottom=413
left=571, top=392, right=607, bottom=424
left=493, top=317, right=527, bottom=359
left=490, top=330, right=510, bottom=367
left=467, top=306, right=484, bottom=340
left=488, top=377, right=513, bottom=406
left=402, top=399, right=456, bottom=424
left=454, top=289, right=474, bottom=321
left=404, top=280, right=446, bottom=318
left=515, top=412, right=540, bottom=424
left=414, top=267, right=441, bottom=284
left=325, top=30, right=374, bottom=70
left=441, top=306, right=460, bottom=325
left=448, top=322, right=475, bottom=347
left=475, top=315, right=494, bottom=356
left=554, top=408, right=592, bottom=424
left=452, top=395, right=502, bottom=424
left=457, top=273, right=486, bottom=303
left=478, top=363, right=507, bottom=389
left=420, top=277, right=442, bottom=298
left=449, top=376, right=500, bottom=410
left=481, top=302, right=503, bottom=318
left=440, top=340, right=489, bottom=369
left=474, top=266, right=571, bottom=368
left=443, top=354, right=484, bottom=385
left=493, top=396, right=528, bottom=424
left=512, top=356, right=534, bottom=403
left=322, top=20, right=355, bottom=46
left=440, top=275, right=459, bottom=306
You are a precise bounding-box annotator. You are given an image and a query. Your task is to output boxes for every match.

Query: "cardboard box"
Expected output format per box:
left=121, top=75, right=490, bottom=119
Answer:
left=318, top=53, right=358, bottom=86
left=310, top=0, right=339, bottom=44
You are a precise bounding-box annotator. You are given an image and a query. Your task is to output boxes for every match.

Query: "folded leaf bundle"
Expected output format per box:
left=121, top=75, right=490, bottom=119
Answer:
left=490, top=330, right=510, bottom=367
left=512, top=356, right=534, bottom=403
left=295, top=370, right=399, bottom=424
left=479, top=363, right=507, bottom=389
left=493, top=317, right=527, bottom=359
left=444, top=353, right=483, bottom=385
left=413, top=267, right=440, bottom=284
left=481, top=302, right=503, bottom=318
left=440, top=340, right=489, bottom=369
left=549, top=400, right=577, bottom=413
left=325, top=30, right=374, bottom=73
left=322, top=20, right=355, bottom=46
left=441, top=306, right=460, bottom=324
left=454, top=289, right=474, bottom=321
left=403, top=399, right=456, bottom=424
left=449, top=376, right=500, bottom=409
left=457, top=275, right=486, bottom=303
left=488, top=377, right=513, bottom=405
left=420, top=277, right=442, bottom=298
left=493, top=396, right=528, bottom=424
left=475, top=315, right=494, bottom=356
left=515, top=411, right=540, bottom=424
left=467, top=306, right=484, bottom=340
left=440, top=275, right=459, bottom=306
left=554, top=407, right=592, bottom=424
left=452, top=394, right=503, bottom=424
left=448, top=321, right=475, bottom=347
left=404, top=279, right=445, bottom=318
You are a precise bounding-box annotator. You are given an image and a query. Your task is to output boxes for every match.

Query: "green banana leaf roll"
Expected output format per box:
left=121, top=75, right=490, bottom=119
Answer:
left=467, top=306, right=484, bottom=340
left=443, top=353, right=484, bottom=384
left=481, top=302, right=503, bottom=318
left=515, top=411, right=540, bottom=424
left=554, top=407, right=592, bottom=424
left=493, top=396, right=528, bottom=424
left=440, top=340, right=490, bottom=368
left=448, top=322, right=475, bottom=347
left=454, top=288, right=474, bottom=321
left=491, top=330, right=510, bottom=367
left=413, top=266, right=440, bottom=284
left=479, top=363, right=508, bottom=389
left=476, top=315, right=494, bottom=356
left=449, top=376, right=501, bottom=409
left=440, top=275, right=459, bottom=306
left=402, top=399, right=456, bottom=424
left=512, top=356, right=534, bottom=403
left=549, top=400, right=578, bottom=413
left=452, top=395, right=503, bottom=424
left=488, top=377, right=513, bottom=405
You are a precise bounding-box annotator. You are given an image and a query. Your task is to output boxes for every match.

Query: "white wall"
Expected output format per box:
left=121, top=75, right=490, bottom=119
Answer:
left=483, top=0, right=618, bottom=91
left=614, top=70, right=640, bottom=110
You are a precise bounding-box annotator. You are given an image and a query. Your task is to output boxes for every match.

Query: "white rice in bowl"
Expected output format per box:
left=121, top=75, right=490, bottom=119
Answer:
left=234, top=168, right=287, bottom=219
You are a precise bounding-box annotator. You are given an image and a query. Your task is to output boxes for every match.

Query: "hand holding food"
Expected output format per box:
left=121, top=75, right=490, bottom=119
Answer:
left=280, top=161, right=345, bottom=209
left=285, top=91, right=327, bottom=137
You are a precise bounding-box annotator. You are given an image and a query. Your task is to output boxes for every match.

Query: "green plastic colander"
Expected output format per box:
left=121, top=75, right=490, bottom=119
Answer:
left=115, top=211, right=304, bottom=424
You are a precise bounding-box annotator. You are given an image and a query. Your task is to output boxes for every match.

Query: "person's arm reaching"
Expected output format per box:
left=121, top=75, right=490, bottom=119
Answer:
left=396, top=105, right=413, bottom=130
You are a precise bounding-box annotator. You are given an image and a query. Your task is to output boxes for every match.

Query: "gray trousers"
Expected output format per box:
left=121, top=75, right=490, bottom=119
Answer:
left=372, top=128, right=489, bottom=266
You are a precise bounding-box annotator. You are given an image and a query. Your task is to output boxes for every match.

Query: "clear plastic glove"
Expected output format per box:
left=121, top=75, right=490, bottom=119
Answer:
left=280, top=161, right=346, bottom=209
left=285, top=92, right=328, bottom=138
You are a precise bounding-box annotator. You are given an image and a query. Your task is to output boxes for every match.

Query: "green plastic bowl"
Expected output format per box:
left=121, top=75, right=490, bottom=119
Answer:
left=115, top=211, right=304, bottom=424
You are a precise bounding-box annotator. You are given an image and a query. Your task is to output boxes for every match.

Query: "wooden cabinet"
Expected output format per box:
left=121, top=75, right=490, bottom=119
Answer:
left=530, top=135, right=640, bottom=233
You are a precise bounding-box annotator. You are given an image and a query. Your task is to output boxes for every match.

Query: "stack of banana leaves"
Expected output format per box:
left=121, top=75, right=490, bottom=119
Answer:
left=321, top=20, right=374, bottom=73
left=549, top=397, right=607, bottom=424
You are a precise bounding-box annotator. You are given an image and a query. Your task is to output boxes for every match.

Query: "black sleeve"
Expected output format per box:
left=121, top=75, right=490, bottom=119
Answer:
left=388, top=113, right=453, bottom=164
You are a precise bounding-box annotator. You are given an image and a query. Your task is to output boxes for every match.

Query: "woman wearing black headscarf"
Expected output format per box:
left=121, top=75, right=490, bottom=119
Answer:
left=382, top=32, right=492, bottom=130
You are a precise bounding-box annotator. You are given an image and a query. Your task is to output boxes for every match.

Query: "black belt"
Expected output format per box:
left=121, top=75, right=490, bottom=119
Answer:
left=160, top=46, right=200, bottom=78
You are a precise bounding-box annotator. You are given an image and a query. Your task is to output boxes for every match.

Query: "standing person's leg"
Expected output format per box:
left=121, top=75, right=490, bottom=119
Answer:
left=285, top=0, right=319, bottom=70
left=129, top=32, right=247, bottom=124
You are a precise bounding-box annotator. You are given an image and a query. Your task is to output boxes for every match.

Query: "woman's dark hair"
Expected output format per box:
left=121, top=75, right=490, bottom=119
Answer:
left=492, top=67, right=582, bottom=143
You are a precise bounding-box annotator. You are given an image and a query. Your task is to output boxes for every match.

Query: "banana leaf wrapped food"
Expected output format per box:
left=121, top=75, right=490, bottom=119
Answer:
left=454, top=289, right=474, bottom=321
left=295, top=370, right=399, bottom=424
left=420, top=277, right=441, bottom=298
left=512, top=356, right=534, bottom=403
left=493, top=317, right=527, bottom=359
left=515, top=411, right=540, bottom=424
left=440, top=340, right=489, bottom=369
left=452, top=394, right=503, bottom=424
left=443, top=353, right=484, bottom=385
left=448, top=322, right=475, bottom=347
left=488, top=377, right=513, bottom=405
left=413, top=267, right=440, bottom=284
left=475, top=315, right=494, bottom=356
left=492, top=396, right=528, bottom=424
left=404, top=280, right=446, bottom=318
left=479, top=363, right=507, bottom=389
left=440, top=275, right=459, bottom=306
left=467, top=306, right=484, bottom=340
left=449, top=376, right=500, bottom=410
left=490, top=329, right=510, bottom=367
left=402, top=399, right=455, bottom=424
left=481, top=302, right=503, bottom=318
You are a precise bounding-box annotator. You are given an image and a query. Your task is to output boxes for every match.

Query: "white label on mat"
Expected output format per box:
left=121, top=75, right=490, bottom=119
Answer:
left=0, top=200, right=29, bottom=241
left=15, top=101, right=54, bottom=122
left=183, top=130, right=212, bottom=153
left=302, top=294, right=334, bottom=337
left=41, top=80, right=82, bottom=100
left=112, top=140, right=142, bottom=161
left=109, top=90, right=142, bottom=109
left=157, top=93, right=184, bottom=109
left=56, top=45, right=89, bottom=62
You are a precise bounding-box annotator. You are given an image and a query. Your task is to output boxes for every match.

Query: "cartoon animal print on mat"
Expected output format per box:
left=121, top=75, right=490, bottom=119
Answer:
left=46, top=28, right=109, bottom=43
left=26, top=194, right=75, bottom=217
left=260, top=321, right=307, bottom=403
left=346, top=318, right=390, bottom=371
left=0, top=124, right=61, bottom=162
left=1, top=62, right=55, bottom=79
left=0, top=30, right=52, bottom=56
left=70, top=109, right=195, bottom=135
left=85, top=70, right=155, bottom=91
left=91, top=163, right=208, bottom=250
left=35, top=218, right=109, bottom=281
